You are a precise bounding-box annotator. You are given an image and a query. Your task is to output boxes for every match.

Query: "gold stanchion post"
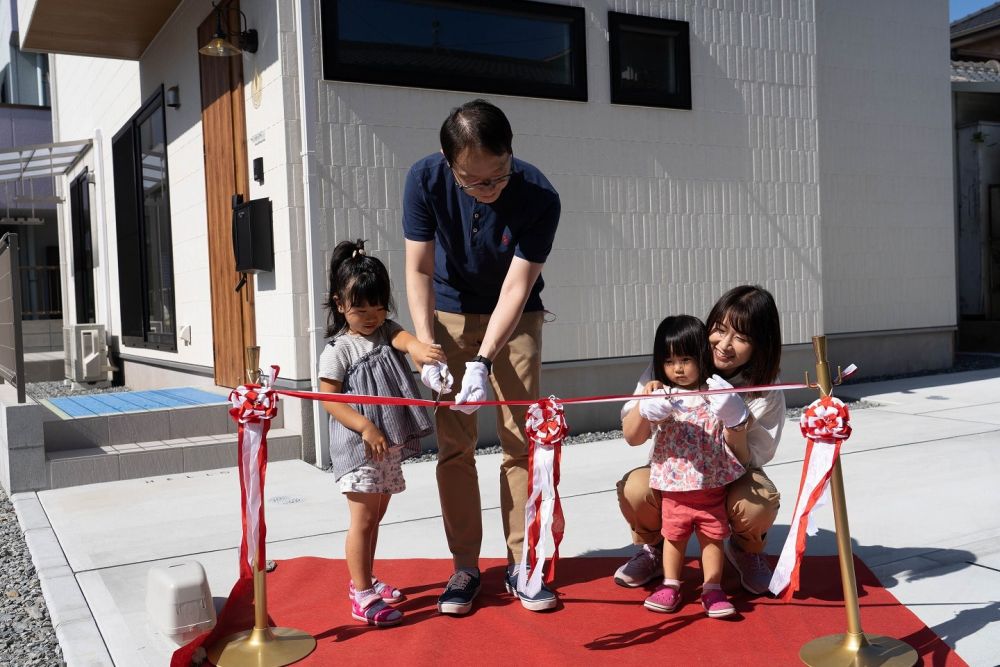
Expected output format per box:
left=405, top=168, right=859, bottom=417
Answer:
left=799, top=336, right=917, bottom=667
left=206, top=347, right=316, bottom=666
left=245, top=346, right=261, bottom=385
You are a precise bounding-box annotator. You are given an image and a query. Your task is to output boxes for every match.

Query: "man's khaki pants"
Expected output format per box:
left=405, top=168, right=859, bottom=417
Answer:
left=433, top=310, right=543, bottom=568
left=616, top=465, right=780, bottom=553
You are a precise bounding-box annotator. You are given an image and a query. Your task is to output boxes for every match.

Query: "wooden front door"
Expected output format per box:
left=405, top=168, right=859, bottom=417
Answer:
left=198, top=0, right=255, bottom=388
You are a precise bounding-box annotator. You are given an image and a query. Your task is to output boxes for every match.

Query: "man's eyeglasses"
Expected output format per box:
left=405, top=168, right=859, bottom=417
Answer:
left=451, top=155, right=514, bottom=193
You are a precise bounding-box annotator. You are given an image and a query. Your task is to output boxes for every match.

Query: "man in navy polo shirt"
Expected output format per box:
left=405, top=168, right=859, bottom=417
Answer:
left=403, top=99, right=560, bottom=615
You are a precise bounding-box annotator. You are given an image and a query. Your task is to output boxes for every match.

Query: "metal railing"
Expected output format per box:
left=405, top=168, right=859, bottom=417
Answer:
left=0, top=232, right=26, bottom=403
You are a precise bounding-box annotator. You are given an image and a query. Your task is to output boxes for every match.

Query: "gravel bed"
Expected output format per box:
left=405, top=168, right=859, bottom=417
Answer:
left=0, top=488, right=63, bottom=667
left=25, top=381, right=131, bottom=402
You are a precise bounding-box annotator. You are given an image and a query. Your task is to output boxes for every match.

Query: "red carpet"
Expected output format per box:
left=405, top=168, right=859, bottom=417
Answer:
left=173, top=556, right=963, bottom=666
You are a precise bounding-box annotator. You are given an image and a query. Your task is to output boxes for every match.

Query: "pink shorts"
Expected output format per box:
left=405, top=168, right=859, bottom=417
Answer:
left=660, top=487, right=730, bottom=542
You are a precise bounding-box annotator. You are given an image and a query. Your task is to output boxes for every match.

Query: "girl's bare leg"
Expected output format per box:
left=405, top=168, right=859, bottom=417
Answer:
left=345, top=492, right=391, bottom=592
left=697, top=532, right=724, bottom=585
left=662, top=537, right=687, bottom=582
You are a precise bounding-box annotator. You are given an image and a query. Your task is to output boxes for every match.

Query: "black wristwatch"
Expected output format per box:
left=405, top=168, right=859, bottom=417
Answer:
left=472, top=355, right=493, bottom=374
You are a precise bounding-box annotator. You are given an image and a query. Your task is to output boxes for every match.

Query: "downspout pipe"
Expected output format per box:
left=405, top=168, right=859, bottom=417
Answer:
left=294, top=0, right=329, bottom=467
left=93, top=128, right=114, bottom=332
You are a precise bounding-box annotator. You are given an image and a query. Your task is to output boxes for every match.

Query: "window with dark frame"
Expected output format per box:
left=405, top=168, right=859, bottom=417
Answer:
left=608, top=12, right=691, bottom=110
left=69, top=170, right=95, bottom=324
left=320, top=0, right=587, bottom=102
left=111, top=87, right=177, bottom=351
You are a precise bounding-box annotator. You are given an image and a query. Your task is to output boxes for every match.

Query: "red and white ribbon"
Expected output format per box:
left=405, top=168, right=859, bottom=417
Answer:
left=229, top=365, right=279, bottom=579
left=269, top=365, right=860, bottom=595
left=769, top=394, right=853, bottom=598
left=518, top=398, right=567, bottom=597
left=273, top=367, right=857, bottom=409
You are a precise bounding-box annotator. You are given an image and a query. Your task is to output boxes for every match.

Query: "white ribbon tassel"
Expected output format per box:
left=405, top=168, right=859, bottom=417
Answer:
left=768, top=440, right=837, bottom=596
left=240, top=420, right=264, bottom=571
left=518, top=443, right=556, bottom=597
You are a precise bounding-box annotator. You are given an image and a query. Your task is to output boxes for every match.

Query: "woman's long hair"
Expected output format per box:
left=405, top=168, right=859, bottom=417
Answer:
left=705, top=285, right=782, bottom=387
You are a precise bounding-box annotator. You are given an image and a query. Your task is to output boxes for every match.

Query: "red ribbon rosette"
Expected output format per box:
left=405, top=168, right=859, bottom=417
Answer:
left=799, top=395, right=852, bottom=443
left=526, top=399, right=568, bottom=448
left=229, top=384, right=279, bottom=424
left=519, top=398, right=567, bottom=596
left=770, top=395, right=852, bottom=599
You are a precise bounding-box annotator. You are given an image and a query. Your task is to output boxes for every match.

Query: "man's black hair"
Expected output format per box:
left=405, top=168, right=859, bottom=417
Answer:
left=440, top=98, right=513, bottom=163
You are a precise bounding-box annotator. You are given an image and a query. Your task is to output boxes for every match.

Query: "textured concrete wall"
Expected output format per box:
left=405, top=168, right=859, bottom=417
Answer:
left=309, top=0, right=824, bottom=366
left=815, top=0, right=955, bottom=336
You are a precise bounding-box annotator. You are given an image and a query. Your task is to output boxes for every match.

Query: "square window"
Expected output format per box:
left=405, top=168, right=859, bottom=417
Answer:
left=609, top=12, right=691, bottom=110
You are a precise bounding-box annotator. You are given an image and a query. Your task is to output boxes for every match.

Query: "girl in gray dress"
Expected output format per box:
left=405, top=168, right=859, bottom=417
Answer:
left=318, top=239, right=449, bottom=627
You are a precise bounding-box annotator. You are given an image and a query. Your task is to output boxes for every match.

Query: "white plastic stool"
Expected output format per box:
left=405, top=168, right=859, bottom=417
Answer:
left=145, top=561, right=217, bottom=644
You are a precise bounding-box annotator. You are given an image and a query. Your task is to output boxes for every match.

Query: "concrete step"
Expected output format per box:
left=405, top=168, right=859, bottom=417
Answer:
left=24, top=350, right=64, bottom=382
left=43, top=402, right=284, bottom=451
left=45, top=428, right=303, bottom=489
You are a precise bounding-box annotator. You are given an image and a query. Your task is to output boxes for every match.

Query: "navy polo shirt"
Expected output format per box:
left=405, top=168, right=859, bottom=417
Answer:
left=402, top=153, right=560, bottom=314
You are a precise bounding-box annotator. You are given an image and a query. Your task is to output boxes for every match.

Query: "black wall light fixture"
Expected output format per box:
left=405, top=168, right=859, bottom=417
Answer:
left=198, top=1, right=258, bottom=57
left=165, top=86, right=180, bottom=108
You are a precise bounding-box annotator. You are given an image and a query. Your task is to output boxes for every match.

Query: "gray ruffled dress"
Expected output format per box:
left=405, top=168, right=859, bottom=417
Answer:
left=320, top=320, right=433, bottom=481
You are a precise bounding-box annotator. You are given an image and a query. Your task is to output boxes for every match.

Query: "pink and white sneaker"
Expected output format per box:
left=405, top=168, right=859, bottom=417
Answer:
left=348, top=578, right=405, bottom=603
left=351, top=589, right=403, bottom=627
left=643, top=584, right=681, bottom=613
left=700, top=588, right=736, bottom=618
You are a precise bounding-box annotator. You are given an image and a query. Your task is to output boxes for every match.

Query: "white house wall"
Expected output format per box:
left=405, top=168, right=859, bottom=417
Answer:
left=307, top=0, right=824, bottom=362
left=243, top=0, right=311, bottom=383
left=50, top=0, right=307, bottom=388
left=136, top=0, right=305, bottom=385
left=50, top=55, right=140, bottom=334
left=137, top=0, right=216, bottom=374
left=815, top=0, right=955, bottom=334
left=45, top=0, right=956, bottom=443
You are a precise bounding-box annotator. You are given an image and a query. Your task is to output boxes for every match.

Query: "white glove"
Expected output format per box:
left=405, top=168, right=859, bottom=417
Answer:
left=450, top=361, right=489, bottom=414
left=637, top=388, right=684, bottom=423
left=420, top=361, right=454, bottom=395
left=705, top=374, right=749, bottom=427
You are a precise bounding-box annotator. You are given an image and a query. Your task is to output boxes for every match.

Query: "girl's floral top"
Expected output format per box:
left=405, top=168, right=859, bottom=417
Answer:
left=648, top=396, right=745, bottom=492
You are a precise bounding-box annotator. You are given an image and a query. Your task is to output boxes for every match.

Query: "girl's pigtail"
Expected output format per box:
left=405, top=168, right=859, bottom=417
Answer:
left=325, top=239, right=366, bottom=337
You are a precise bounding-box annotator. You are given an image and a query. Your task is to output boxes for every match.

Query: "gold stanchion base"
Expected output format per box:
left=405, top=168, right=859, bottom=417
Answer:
left=800, top=633, right=918, bottom=667
left=207, top=626, right=316, bottom=666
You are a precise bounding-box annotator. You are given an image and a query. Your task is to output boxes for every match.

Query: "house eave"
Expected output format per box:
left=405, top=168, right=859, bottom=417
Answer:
left=17, top=0, right=182, bottom=60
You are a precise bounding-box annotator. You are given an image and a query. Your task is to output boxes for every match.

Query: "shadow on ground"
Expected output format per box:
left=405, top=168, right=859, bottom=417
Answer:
left=577, top=525, right=986, bottom=649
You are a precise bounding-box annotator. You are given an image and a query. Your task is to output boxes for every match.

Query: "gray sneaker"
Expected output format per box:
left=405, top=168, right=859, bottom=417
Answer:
left=505, top=564, right=557, bottom=611
left=613, top=544, right=663, bottom=588
left=724, top=539, right=772, bottom=595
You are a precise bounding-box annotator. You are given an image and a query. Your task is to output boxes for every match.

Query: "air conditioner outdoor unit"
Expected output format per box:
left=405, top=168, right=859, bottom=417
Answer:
left=64, top=324, right=112, bottom=385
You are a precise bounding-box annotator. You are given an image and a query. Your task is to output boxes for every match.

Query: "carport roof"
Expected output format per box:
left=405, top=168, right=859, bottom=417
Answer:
left=0, top=139, right=92, bottom=183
